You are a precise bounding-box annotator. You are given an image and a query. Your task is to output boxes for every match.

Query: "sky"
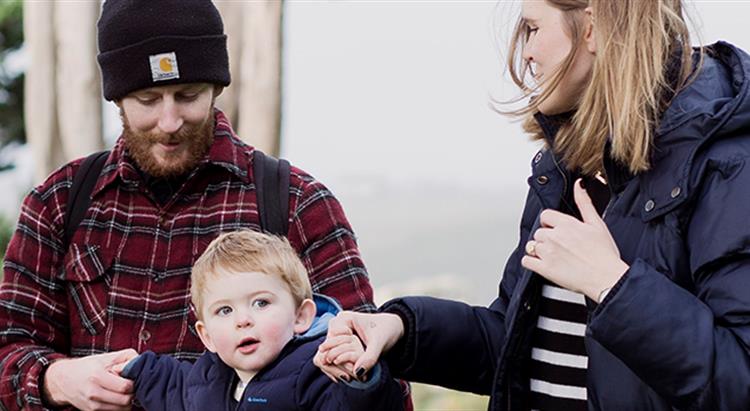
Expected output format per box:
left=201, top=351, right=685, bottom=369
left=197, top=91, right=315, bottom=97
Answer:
left=282, top=1, right=750, bottom=190
left=277, top=1, right=750, bottom=304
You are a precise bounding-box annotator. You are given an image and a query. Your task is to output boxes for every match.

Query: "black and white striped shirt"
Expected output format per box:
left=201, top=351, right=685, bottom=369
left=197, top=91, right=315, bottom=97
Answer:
left=528, top=281, right=589, bottom=410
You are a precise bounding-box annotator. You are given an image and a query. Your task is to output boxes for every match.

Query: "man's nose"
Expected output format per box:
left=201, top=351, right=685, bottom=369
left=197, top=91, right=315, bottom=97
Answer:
left=156, top=98, right=184, bottom=134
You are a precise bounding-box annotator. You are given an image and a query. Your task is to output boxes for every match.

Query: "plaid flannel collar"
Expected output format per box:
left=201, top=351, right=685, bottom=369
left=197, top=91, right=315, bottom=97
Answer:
left=92, top=108, right=252, bottom=197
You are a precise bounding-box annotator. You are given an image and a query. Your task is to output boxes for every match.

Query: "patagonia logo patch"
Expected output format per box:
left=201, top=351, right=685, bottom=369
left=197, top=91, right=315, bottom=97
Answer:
left=149, top=52, right=179, bottom=82
left=247, top=397, right=268, bottom=404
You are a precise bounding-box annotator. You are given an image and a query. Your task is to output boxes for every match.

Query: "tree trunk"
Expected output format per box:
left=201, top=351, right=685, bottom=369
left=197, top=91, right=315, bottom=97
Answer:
left=24, top=1, right=59, bottom=182
left=215, top=1, right=283, bottom=157
left=24, top=1, right=102, bottom=181
left=54, top=3, right=103, bottom=163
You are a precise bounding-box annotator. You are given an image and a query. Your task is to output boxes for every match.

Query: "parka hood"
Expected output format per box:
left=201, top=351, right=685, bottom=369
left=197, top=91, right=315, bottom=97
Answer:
left=640, top=41, right=750, bottom=220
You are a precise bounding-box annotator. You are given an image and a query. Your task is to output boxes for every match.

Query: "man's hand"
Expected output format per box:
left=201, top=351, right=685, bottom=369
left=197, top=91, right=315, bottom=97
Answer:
left=43, top=349, right=138, bottom=411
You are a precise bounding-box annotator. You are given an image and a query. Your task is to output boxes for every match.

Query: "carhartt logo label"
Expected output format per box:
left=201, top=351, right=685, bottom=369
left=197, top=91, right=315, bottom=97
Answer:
left=149, top=52, right=179, bottom=82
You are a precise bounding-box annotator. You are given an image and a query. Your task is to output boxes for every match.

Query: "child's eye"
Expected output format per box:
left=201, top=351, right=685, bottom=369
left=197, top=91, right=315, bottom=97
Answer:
left=216, top=306, right=232, bottom=316
left=252, top=299, right=270, bottom=309
left=526, top=26, right=539, bottom=38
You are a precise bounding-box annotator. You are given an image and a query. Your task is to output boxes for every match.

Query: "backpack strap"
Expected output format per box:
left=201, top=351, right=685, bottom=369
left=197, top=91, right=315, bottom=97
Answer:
left=63, top=150, right=110, bottom=249
left=252, top=150, right=290, bottom=236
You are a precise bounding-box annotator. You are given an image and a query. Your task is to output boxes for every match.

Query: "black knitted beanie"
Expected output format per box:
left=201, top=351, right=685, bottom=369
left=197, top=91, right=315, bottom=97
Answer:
left=97, top=0, right=231, bottom=101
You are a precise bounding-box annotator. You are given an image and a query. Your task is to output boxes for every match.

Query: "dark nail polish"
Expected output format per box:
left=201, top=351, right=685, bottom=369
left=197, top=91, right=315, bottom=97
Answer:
left=355, top=367, right=366, bottom=378
left=579, top=178, right=587, bottom=190
left=339, top=374, right=350, bottom=382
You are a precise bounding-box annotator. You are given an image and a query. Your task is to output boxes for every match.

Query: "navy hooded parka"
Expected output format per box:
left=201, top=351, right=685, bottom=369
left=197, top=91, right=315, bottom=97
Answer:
left=382, top=41, right=750, bottom=411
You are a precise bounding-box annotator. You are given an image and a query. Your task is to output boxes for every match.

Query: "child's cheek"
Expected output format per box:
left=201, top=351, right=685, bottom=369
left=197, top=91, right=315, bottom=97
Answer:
left=214, top=334, right=238, bottom=359
left=264, top=323, right=284, bottom=340
left=262, top=323, right=294, bottom=348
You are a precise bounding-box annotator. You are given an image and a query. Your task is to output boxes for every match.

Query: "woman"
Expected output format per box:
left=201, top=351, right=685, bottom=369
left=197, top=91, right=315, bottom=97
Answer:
left=315, top=0, right=750, bottom=410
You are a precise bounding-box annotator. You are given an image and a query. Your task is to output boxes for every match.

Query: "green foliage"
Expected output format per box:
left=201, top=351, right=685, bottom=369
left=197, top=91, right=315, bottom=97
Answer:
left=0, top=213, right=14, bottom=279
left=0, top=0, right=24, bottom=147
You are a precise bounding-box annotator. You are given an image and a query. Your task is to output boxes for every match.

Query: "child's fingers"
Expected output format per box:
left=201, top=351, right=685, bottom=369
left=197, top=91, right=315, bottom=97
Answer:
left=332, top=351, right=361, bottom=366
left=318, top=334, right=358, bottom=352
left=314, top=349, right=342, bottom=383
left=321, top=366, right=340, bottom=383
left=325, top=362, right=355, bottom=383
left=324, top=338, right=363, bottom=363
left=321, top=365, right=340, bottom=383
left=109, top=362, right=128, bottom=375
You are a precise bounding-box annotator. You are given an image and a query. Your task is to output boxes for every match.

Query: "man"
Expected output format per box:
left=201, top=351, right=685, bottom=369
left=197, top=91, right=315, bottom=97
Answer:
left=0, top=1, right=375, bottom=409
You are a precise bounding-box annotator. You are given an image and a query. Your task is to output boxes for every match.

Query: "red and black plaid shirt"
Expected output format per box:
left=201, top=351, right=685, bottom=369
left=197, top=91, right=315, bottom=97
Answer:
left=0, top=110, right=375, bottom=410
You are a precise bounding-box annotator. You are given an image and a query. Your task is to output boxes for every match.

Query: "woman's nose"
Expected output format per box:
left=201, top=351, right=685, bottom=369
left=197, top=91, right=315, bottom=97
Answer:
left=522, top=45, right=534, bottom=65
left=521, top=32, right=537, bottom=65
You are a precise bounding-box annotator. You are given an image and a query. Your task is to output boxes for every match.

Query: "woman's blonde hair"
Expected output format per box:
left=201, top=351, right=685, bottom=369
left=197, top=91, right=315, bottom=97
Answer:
left=505, top=0, right=696, bottom=175
left=190, top=230, right=312, bottom=319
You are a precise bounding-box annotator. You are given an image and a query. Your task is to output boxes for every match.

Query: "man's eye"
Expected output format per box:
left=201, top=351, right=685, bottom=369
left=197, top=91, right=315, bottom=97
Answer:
left=136, top=97, right=157, bottom=105
left=177, top=93, right=199, bottom=101
left=216, top=306, right=232, bottom=316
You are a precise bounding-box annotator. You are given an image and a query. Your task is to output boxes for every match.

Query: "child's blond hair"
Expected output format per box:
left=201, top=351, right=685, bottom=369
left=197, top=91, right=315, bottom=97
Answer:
left=191, top=230, right=312, bottom=319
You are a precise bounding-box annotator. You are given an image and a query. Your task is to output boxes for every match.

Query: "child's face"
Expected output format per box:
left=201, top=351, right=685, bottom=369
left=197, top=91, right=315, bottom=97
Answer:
left=195, top=271, right=314, bottom=382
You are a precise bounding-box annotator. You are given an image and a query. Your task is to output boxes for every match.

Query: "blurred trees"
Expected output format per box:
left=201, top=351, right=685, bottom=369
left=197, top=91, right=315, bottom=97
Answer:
left=0, top=215, right=12, bottom=273
left=0, top=0, right=23, bottom=152
left=0, top=1, right=22, bottom=270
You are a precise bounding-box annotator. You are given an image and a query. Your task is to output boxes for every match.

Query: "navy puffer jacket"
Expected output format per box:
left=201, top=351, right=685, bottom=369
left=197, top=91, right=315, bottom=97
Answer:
left=382, top=41, right=750, bottom=410
left=122, top=295, right=403, bottom=411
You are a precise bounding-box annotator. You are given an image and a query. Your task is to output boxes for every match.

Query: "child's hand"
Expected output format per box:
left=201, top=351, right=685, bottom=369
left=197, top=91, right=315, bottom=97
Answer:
left=106, top=351, right=138, bottom=377
left=314, top=334, right=365, bottom=383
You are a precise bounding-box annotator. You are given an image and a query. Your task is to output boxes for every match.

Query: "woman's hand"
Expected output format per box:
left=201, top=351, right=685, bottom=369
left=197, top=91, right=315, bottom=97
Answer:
left=521, top=179, right=629, bottom=302
left=314, top=311, right=404, bottom=382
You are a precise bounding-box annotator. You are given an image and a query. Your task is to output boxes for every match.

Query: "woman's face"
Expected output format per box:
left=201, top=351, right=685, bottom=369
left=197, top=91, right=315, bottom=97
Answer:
left=521, top=0, right=595, bottom=115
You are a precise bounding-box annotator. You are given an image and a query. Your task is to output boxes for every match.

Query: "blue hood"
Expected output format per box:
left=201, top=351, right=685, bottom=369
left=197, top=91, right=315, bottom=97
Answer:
left=295, top=293, right=342, bottom=342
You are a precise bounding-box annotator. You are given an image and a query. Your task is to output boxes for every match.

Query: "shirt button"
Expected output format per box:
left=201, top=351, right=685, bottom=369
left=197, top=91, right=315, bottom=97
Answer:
left=534, top=152, right=543, bottom=164
left=644, top=199, right=655, bottom=212
left=536, top=175, right=549, bottom=185
left=670, top=187, right=681, bottom=198
left=139, top=330, right=151, bottom=342
left=523, top=301, right=532, bottom=311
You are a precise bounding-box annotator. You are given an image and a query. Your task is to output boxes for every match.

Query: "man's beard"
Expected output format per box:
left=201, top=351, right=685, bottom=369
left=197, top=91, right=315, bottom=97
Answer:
left=122, top=113, right=215, bottom=178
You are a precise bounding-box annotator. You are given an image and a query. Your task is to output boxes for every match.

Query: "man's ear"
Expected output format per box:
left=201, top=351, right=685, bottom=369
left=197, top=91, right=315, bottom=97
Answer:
left=213, top=85, right=225, bottom=99
left=195, top=320, right=217, bottom=353
left=293, top=299, right=316, bottom=334
left=584, top=6, right=597, bottom=54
